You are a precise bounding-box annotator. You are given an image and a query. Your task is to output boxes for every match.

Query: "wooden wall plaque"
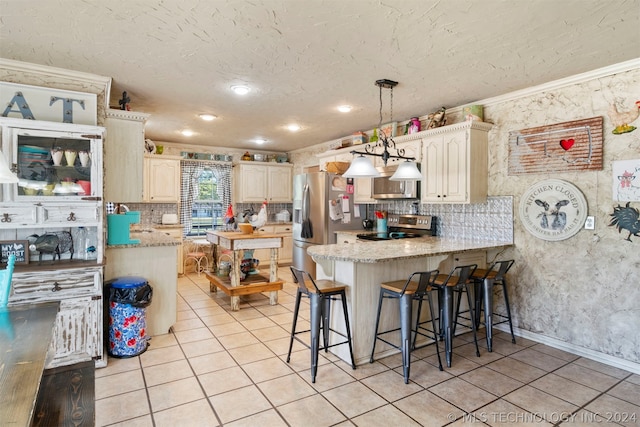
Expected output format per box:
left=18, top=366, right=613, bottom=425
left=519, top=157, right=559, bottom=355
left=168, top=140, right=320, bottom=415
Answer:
left=508, top=117, right=603, bottom=175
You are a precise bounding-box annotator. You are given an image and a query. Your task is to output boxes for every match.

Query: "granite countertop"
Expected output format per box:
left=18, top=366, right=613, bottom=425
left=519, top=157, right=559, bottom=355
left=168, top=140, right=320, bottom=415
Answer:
left=307, top=236, right=513, bottom=263
left=107, top=230, right=181, bottom=248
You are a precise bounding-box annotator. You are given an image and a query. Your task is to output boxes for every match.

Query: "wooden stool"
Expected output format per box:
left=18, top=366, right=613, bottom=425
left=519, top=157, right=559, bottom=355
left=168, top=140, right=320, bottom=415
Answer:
left=370, top=270, right=443, bottom=384
left=287, top=267, right=356, bottom=383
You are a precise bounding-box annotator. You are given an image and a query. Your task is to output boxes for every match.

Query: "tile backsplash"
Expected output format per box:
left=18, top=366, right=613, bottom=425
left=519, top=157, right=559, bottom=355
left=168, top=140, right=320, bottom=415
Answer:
left=372, top=196, right=514, bottom=242
left=121, top=203, right=179, bottom=226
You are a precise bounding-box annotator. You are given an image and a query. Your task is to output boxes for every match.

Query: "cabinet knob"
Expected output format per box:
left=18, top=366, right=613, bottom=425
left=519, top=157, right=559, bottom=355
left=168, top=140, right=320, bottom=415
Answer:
left=67, top=212, right=76, bottom=221
left=1, top=213, right=11, bottom=223
left=51, top=282, right=62, bottom=292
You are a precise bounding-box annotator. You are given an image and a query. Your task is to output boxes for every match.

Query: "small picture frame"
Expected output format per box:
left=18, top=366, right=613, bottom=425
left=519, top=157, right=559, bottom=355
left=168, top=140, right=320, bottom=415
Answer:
left=379, top=122, right=397, bottom=138
left=1, top=240, right=29, bottom=265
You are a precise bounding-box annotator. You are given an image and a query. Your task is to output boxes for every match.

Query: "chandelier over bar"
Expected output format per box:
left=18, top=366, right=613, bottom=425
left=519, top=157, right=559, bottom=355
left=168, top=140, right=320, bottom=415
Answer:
left=343, top=79, right=421, bottom=181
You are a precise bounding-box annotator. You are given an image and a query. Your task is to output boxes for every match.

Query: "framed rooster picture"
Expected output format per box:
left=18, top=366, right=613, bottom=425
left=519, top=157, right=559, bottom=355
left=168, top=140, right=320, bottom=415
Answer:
left=612, top=159, right=640, bottom=202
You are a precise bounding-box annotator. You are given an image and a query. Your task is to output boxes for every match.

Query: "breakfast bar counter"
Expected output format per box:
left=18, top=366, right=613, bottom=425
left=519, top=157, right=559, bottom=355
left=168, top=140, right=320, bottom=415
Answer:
left=307, top=237, right=513, bottom=365
left=205, top=230, right=284, bottom=311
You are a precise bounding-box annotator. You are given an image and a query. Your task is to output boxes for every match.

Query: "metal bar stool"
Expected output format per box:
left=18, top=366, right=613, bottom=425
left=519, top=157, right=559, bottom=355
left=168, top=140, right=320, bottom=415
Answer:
left=423, top=264, right=479, bottom=368
left=370, top=270, right=443, bottom=384
left=286, top=266, right=356, bottom=383
left=468, top=259, right=516, bottom=352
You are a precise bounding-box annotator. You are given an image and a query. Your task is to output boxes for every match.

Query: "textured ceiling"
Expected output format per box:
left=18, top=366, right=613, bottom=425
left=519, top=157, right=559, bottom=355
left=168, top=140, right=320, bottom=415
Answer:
left=1, top=0, right=639, bottom=152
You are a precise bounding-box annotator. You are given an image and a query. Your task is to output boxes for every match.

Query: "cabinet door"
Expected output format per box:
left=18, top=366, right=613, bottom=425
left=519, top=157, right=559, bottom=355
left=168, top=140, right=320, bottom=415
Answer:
left=273, top=224, right=292, bottom=264
left=421, top=136, right=445, bottom=202
left=47, top=295, right=102, bottom=369
left=442, top=131, right=469, bottom=203
left=268, top=166, right=292, bottom=202
left=238, top=164, right=268, bottom=202
left=145, top=157, right=181, bottom=202
left=354, top=177, right=376, bottom=203
left=104, top=110, right=148, bottom=202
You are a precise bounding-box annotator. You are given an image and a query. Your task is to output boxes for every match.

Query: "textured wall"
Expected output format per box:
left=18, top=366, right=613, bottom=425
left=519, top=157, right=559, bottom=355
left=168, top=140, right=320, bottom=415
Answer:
left=485, top=68, right=640, bottom=363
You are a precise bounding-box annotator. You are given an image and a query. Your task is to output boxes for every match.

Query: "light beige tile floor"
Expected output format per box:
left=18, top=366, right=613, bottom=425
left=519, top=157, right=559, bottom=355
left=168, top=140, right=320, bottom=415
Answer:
left=95, top=268, right=640, bottom=426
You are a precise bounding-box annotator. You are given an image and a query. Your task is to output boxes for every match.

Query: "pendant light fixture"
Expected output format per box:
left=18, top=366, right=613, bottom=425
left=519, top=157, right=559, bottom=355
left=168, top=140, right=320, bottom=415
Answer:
left=0, top=151, right=18, bottom=183
left=343, top=79, right=422, bottom=181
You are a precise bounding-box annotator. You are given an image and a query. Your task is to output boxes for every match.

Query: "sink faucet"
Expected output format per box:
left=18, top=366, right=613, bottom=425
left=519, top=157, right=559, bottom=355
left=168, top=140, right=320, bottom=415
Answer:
left=116, top=204, right=130, bottom=214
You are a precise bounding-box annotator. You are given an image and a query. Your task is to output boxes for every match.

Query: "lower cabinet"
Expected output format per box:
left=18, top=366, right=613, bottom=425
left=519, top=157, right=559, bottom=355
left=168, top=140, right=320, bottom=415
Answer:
left=10, top=266, right=104, bottom=369
left=253, top=224, right=292, bottom=266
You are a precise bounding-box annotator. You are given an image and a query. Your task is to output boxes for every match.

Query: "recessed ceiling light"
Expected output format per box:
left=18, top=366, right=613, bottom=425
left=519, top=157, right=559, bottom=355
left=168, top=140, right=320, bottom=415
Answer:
left=254, top=138, right=267, bottom=144
left=230, top=85, right=251, bottom=95
left=337, top=105, right=352, bottom=113
left=199, top=114, right=217, bottom=121
left=286, top=123, right=301, bottom=132
left=181, top=129, right=194, bottom=137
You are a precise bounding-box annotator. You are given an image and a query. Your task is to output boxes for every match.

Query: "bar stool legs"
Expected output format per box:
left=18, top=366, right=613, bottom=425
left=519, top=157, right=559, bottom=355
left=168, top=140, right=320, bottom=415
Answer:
left=470, top=260, right=516, bottom=351
left=287, top=267, right=355, bottom=383
left=370, top=271, right=442, bottom=384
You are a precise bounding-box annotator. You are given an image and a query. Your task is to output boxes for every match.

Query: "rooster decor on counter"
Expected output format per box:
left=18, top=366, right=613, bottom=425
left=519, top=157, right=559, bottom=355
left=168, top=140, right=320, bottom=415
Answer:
left=608, top=100, right=640, bottom=135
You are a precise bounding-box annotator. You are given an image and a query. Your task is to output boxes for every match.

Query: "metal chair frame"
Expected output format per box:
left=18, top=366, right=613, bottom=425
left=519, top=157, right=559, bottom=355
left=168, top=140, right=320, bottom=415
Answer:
left=286, top=266, right=356, bottom=383
left=370, top=270, right=443, bottom=384
left=418, top=264, right=478, bottom=368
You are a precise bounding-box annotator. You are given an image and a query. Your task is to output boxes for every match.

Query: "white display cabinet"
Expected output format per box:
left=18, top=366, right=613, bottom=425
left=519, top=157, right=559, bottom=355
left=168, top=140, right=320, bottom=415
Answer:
left=0, top=117, right=106, bottom=369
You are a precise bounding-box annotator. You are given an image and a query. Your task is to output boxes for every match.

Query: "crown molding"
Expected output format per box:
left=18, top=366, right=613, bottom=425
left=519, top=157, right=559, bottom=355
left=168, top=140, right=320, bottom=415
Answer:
left=106, top=108, right=150, bottom=122
left=472, top=58, right=640, bottom=108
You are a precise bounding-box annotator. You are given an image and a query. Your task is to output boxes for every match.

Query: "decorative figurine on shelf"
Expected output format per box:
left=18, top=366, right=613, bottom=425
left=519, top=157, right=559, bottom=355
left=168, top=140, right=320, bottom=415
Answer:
left=119, top=91, right=131, bottom=111
left=608, top=100, right=640, bottom=135
left=426, top=107, right=447, bottom=129
left=27, top=231, right=74, bottom=263
left=408, top=117, right=421, bottom=134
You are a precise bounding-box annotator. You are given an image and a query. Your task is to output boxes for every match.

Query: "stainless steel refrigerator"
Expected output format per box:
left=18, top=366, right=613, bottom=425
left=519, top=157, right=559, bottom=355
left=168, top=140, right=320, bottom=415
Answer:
left=292, top=172, right=359, bottom=276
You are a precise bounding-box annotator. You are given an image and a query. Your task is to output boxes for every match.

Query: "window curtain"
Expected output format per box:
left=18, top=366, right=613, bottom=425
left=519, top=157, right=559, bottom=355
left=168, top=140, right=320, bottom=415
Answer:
left=180, top=160, right=232, bottom=237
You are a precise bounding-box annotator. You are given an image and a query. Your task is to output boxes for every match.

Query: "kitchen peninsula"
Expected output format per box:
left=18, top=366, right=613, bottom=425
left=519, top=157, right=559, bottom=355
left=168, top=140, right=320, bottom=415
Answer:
left=307, top=237, right=513, bottom=365
left=105, top=230, right=180, bottom=336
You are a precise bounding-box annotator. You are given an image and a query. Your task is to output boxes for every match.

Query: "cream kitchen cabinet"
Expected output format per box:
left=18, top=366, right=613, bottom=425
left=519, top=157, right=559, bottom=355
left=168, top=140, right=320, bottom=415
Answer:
left=252, top=224, right=292, bottom=266
left=373, top=138, right=422, bottom=167
left=421, top=121, right=491, bottom=204
left=144, top=155, right=181, bottom=202
left=104, top=109, right=149, bottom=202
left=234, top=162, right=293, bottom=203
left=160, top=226, right=183, bottom=275
left=354, top=177, right=377, bottom=204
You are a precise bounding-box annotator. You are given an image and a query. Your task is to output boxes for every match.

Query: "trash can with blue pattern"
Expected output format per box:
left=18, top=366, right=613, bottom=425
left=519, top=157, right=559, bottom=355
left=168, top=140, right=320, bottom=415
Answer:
left=108, top=276, right=153, bottom=357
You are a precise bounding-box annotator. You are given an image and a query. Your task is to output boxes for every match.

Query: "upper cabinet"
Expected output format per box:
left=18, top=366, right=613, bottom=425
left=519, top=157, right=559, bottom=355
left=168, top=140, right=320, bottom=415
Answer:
left=234, top=161, right=293, bottom=203
left=144, top=155, right=181, bottom=202
left=104, top=109, right=149, bottom=202
left=1, top=118, right=103, bottom=202
left=421, top=121, right=491, bottom=204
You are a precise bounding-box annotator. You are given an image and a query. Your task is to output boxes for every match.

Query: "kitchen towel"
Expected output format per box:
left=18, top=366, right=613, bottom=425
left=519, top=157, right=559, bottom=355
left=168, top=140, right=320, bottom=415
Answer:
left=301, top=218, right=313, bottom=238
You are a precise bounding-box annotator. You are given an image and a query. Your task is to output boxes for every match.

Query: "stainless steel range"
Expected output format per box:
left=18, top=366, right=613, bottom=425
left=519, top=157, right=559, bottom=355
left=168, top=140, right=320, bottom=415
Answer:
left=356, top=214, right=437, bottom=241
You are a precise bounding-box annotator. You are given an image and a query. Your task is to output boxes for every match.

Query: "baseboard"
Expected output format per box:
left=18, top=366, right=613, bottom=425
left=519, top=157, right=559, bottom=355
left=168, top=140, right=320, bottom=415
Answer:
left=494, top=324, right=640, bottom=375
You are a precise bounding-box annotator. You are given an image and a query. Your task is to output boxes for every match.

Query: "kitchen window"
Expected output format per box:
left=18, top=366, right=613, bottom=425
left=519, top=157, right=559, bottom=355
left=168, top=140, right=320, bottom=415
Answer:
left=180, top=161, right=232, bottom=237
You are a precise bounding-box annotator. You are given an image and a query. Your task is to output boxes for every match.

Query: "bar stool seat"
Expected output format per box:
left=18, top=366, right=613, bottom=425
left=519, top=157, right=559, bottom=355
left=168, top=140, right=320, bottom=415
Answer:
left=287, top=267, right=356, bottom=383
left=469, top=259, right=516, bottom=351
left=370, top=270, right=443, bottom=384
left=419, top=264, right=478, bottom=368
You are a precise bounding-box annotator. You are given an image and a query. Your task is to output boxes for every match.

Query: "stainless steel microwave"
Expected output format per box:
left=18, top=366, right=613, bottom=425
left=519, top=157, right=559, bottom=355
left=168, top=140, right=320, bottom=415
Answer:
left=371, top=165, right=420, bottom=199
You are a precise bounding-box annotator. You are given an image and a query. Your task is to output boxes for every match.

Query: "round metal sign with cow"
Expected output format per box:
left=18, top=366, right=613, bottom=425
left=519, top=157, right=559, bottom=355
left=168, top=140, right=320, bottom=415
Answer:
left=519, top=179, right=588, bottom=241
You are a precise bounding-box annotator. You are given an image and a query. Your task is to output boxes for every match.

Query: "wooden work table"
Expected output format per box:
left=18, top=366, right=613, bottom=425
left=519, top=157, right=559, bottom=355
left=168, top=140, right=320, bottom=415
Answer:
left=0, top=302, right=59, bottom=426
left=205, top=230, right=283, bottom=311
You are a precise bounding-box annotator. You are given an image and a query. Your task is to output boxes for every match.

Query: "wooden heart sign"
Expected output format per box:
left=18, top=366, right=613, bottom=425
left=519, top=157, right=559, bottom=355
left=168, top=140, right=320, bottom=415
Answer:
left=560, top=138, right=575, bottom=150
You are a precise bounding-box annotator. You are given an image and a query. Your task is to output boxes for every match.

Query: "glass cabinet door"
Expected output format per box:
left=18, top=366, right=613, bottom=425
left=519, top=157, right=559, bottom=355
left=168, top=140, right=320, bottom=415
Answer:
left=10, top=127, right=101, bottom=200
